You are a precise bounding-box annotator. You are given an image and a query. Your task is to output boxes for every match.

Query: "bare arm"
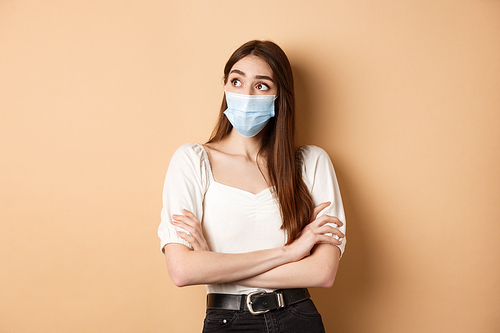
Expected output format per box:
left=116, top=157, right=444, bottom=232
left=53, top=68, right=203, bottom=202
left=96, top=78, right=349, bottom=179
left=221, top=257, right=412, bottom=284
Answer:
left=232, top=244, right=340, bottom=289
left=165, top=203, right=344, bottom=287
left=165, top=243, right=290, bottom=287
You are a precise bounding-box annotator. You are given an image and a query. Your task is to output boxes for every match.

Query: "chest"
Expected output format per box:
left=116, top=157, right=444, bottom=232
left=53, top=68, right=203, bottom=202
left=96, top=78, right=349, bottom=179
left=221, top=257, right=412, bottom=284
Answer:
left=208, top=152, right=270, bottom=195
left=201, top=181, right=286, bottom=254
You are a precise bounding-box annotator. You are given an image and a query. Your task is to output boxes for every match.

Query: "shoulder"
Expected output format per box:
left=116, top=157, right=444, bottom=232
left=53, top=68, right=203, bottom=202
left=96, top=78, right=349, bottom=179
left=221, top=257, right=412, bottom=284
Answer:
left=298, top=145, right=335, bottom=186
left=168, top=143, right=209, bottom=169
left=298, top=145, right=331, bottom=164
left=173, top=142, right=205, bottom=154
left=171, top=143, right=205, bottom=160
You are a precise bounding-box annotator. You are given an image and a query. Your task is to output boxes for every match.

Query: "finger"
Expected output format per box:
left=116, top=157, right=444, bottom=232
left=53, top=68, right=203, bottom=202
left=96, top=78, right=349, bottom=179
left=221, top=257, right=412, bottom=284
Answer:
left=315, top=225, right=345, bottom=239
left=176, top=231, right=198, bottom=247
left=308, top=215, right=331, bottom=228
left=315, top=222, right=345, bottom=239
left=316, top=234, right=343, bottom=245
left=174, top=222, right=206, bottom=244
left=172, top=220, right=194, bottom=233
left=177, top=230, right=205, bottom=250
left=182, top=209, right=200, bottom=223
left=172, top=214, right=197, bottom=228
left=311, top=202, right=331, bottom=221
left=315, top=215, right=343, bottom=228
left=171, top=214, right=186, bottom=223
left=176, top=229, right=191, bottom=240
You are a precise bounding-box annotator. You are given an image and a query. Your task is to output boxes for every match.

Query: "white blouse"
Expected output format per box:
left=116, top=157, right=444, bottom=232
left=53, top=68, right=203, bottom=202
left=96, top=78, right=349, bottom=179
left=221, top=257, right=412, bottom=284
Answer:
left=158, top=143, right=346, bottom=294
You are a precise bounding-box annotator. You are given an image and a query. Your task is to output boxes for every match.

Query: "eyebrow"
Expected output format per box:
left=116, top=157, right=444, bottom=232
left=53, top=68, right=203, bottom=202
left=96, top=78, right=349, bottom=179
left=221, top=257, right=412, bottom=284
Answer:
left=229, top=69, right=274, bottom=82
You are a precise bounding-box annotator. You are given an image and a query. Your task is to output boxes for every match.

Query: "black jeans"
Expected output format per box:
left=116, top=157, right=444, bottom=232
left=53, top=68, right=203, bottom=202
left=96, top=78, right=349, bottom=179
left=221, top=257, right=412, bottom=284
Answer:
left=202, top=299, right=326, bottom=333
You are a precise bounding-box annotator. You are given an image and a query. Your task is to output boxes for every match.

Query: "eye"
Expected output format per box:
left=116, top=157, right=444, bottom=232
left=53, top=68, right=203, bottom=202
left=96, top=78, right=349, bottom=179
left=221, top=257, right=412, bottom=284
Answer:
left=231, top=79, right=242, bottom=87
left=256, top=83, right=269, bottom=91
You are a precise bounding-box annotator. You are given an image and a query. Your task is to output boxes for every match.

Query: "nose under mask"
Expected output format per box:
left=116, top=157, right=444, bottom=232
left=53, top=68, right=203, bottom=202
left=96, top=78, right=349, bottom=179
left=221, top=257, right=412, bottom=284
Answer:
left=223, top=91, right=276, bottom=138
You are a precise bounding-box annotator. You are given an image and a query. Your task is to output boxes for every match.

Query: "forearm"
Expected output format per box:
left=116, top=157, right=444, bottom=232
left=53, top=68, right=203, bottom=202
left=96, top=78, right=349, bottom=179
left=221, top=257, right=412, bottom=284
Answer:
left=164, top=243, right=294, bottom=287
left=165, top=205, right=344, bottom=288
left=233, top=244, right=340, bottom=289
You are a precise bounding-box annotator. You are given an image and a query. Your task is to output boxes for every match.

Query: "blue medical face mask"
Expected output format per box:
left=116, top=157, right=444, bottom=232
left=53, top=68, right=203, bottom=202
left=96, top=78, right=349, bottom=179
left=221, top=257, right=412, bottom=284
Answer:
left=223, top=90, right=276, bottom=138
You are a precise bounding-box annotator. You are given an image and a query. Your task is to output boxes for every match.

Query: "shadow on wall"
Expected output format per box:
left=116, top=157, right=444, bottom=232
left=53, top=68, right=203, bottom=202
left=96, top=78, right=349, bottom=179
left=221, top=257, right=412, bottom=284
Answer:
left=293, top=62, right=376, bottom=332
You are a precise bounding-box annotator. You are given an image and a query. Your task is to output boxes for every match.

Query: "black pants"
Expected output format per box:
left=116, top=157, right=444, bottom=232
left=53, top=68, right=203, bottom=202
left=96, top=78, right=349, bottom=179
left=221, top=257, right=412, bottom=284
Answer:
left=202, top=299, right=326, bottom=333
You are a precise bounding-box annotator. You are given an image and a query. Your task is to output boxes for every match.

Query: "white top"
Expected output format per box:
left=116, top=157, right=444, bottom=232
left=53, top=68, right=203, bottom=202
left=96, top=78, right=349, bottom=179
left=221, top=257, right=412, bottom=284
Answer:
left=158, top=143, right=346, bottom=294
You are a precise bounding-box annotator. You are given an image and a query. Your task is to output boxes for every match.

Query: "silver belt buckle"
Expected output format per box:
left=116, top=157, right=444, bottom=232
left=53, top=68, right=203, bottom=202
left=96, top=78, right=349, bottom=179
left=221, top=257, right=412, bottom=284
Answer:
left=276, top=291, right=285, bottom=309
left=246, top=290, right=285, bottom=315
left=246, top=291, right=270, bottom=315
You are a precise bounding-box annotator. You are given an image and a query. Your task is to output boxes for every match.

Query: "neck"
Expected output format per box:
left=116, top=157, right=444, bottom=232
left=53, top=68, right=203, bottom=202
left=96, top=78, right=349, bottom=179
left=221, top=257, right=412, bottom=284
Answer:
left=220, top=129, right=266, bottom=161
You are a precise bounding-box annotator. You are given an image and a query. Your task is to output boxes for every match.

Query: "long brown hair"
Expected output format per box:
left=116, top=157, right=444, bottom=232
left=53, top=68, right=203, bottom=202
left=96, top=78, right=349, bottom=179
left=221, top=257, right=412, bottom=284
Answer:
left=207, top=40, right=313, bottom=244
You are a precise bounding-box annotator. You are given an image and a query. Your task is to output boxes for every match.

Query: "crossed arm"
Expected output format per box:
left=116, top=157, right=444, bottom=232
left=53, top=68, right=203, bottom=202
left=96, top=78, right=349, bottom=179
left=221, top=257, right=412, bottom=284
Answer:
left=164, top=202, right=343, bottom=289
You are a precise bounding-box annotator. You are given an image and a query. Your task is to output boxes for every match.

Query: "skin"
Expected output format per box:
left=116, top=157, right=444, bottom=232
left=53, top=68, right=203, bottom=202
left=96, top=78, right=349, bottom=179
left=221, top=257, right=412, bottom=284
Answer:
left=164, top=55, right=344, bottom=289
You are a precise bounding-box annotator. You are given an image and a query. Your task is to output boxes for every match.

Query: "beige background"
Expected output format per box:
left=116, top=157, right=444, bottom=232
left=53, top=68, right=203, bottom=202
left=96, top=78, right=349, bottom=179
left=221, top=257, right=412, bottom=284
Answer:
left=1, top=1, right=499, bottom=332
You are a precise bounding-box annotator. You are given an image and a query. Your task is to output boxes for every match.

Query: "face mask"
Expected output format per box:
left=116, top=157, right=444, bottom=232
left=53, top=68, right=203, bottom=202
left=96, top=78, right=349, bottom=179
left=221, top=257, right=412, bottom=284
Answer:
left=223, top=90, right=276, bottom=138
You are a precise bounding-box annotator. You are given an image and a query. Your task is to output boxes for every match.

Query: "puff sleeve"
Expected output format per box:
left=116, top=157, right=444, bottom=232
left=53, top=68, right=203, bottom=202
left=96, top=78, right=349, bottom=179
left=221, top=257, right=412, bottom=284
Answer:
left=158, top=143, right=209, bottom=252
left=300, top=145, right=347, bottom=258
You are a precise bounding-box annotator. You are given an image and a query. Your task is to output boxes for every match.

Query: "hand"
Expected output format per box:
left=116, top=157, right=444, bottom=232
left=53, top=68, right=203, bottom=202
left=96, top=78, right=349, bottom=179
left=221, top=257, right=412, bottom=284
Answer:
left=172, top=209, right=210, bottom=251
left=284, top=202, right=344, bottom=262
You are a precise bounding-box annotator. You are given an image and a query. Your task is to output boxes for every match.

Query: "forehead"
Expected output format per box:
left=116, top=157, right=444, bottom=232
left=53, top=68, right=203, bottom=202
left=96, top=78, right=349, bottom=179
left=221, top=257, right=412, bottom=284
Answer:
left=230, top=55, right=273, bottom=78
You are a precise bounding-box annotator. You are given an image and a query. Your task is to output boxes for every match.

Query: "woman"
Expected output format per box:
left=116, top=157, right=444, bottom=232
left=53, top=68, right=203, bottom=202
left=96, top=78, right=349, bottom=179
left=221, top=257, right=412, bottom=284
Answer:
left=158, top=40, right=346, bottom=333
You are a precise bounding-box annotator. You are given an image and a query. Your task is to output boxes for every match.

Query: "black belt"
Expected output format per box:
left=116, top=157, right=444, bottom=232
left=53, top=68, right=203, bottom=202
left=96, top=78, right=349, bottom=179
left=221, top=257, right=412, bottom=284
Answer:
left=206, top=288, right=310, bottom=315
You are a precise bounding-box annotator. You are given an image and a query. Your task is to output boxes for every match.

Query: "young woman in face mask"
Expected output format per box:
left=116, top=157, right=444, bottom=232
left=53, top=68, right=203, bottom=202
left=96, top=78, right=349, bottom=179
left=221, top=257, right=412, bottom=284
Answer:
left=158, top=40, right=346, bottom=333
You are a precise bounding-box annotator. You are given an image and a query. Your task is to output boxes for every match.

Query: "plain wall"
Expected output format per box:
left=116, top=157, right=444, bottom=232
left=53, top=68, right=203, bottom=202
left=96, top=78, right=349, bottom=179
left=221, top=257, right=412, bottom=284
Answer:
left=1, top=1, right=499, bottom=332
